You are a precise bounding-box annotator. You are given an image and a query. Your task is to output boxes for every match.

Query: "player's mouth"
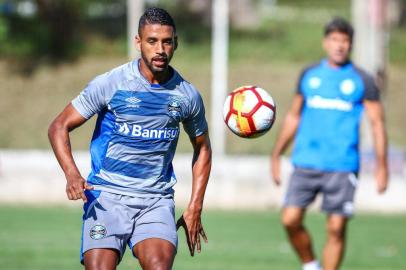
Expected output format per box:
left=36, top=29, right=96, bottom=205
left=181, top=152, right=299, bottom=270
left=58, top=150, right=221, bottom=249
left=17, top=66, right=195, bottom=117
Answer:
left=152, top=57, right=167, bottom=67
left=333, top=50, right=347, bottom=59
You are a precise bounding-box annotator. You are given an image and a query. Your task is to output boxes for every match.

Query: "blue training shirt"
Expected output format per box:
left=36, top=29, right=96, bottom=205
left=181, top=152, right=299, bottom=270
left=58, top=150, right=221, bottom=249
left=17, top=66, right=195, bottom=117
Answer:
left=291, top=58, right=380, bottom=172
left=72, top=59, right=208, bottom=198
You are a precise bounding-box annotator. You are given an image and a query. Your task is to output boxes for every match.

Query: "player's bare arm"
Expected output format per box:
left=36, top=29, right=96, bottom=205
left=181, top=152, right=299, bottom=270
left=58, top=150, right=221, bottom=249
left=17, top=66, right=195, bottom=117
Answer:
left=364, top=100, right=389, bottom=193
left=48, top=103, right=93, bottom=202
left=177, top=132, right=211, bottom=256
left=271, top=94, right=303, bottom=185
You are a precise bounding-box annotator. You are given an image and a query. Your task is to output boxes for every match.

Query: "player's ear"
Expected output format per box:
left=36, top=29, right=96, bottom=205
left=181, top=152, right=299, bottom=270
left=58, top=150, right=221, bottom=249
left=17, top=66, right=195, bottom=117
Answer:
left=322, top=36, right=328, bottom=52
left=174, top=35, right=178, bottom=51
left=135, top=35, right=141, bottom=51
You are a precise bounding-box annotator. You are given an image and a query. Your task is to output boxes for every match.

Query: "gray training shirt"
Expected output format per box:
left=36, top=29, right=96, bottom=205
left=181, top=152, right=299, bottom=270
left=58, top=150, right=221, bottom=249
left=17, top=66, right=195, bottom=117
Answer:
left=72, top=59, right=208, bottom=198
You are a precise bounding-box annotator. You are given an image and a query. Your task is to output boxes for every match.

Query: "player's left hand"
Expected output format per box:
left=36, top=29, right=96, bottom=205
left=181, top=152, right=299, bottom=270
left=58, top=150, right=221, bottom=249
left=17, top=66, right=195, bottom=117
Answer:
left=176, top=209, right=208, bottom=256
left=375, top=166, right=389, bottom=194
left=271, top=156, right=282, bottom=186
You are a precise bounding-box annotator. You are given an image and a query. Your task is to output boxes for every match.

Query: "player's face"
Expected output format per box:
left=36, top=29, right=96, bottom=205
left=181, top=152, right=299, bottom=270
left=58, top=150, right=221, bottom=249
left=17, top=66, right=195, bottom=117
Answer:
left=136, top=24, right=177, bottom=74
left=323, top=31, right=352, bottom=66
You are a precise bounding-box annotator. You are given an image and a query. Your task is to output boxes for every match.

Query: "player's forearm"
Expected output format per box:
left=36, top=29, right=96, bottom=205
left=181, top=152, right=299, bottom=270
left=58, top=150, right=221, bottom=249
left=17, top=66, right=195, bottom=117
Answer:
left=364, top=101, right=388, bottom=170
left=371, top=118, right=388, bottom=170
left=188, top=141, right=212, bottom=212
left=48, top=121, right=81, bottom=178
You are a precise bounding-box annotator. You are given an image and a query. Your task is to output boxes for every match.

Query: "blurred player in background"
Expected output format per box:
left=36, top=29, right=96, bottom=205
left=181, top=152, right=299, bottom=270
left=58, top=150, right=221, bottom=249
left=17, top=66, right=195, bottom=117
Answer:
left=48, top=7, right=211, bottom=270
left=271, top=17, right=388, bottom=270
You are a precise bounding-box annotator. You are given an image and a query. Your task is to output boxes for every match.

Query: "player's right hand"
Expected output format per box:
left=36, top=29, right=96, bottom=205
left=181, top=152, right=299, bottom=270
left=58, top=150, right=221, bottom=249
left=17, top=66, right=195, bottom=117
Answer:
left=65, top=174, right=93, bottom=203
left=271, top=156, right=281, bottom=186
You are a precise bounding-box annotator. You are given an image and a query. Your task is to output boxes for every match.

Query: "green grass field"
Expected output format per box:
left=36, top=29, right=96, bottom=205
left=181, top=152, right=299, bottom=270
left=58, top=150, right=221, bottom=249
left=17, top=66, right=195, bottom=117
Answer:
left=0, top=206, right=405, bottom=270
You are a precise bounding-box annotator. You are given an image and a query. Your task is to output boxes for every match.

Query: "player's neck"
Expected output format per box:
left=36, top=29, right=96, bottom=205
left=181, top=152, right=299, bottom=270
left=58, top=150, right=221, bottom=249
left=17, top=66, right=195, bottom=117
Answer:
left=326, top=58, right=350, bottom=68
left=139, top=60, right=173, bottom=85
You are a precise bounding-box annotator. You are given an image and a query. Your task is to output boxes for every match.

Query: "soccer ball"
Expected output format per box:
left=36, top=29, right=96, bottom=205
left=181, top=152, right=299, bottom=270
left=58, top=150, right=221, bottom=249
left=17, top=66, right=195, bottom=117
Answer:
left=223, top=85, right=276, bottom=138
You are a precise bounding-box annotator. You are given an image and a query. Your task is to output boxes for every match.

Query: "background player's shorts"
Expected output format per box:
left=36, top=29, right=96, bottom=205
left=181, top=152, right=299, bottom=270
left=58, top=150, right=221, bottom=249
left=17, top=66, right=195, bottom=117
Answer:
left=283, top=167, right=358, bottom=217
left=80, top=190, right=177, bottom=264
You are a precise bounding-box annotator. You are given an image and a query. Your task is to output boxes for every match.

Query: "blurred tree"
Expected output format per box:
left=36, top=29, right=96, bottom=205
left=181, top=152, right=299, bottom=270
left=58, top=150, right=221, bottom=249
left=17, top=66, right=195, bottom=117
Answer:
left=0, top=16, right=7, bottom=41
left=36, top=0, right=83, bottom=60
left=400, top=0, right=406, bottom=25
left=387, top=0, right=406, bottom=26
left=173, top=0, right=260, bottom=29
left=0, top=0, right=84, bottom=75
left=229, top=0, right=259, bottom=29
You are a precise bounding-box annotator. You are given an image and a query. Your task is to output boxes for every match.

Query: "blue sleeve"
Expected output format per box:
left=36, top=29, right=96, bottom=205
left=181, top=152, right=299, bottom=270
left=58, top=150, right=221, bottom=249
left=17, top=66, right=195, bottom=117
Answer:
left=182, top=90, right=208, bottom=138
left=296, top=63, right=318, bottom=95
left=71, top=79, right=108, bottom=119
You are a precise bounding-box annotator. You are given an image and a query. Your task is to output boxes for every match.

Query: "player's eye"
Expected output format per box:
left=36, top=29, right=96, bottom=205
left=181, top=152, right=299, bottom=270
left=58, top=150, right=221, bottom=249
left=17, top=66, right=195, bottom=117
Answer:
left=163, top=39, right=173, bottom=45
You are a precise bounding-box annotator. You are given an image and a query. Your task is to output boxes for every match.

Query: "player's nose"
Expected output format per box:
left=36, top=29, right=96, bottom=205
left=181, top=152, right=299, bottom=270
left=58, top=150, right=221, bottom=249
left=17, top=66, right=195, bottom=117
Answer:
left=156, top=42, right=165, bottom=54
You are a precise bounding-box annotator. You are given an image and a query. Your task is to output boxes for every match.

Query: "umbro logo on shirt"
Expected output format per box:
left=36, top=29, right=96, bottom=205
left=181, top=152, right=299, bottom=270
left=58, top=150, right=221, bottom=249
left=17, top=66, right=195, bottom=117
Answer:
left=126, top=97, right=141, bottom=104
left=125, top=97, right=141, bottom=108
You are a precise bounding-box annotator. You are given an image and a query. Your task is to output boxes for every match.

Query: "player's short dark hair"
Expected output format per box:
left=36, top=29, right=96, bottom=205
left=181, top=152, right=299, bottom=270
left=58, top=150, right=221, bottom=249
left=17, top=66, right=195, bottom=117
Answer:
left=324, top=17, right=354, bottom=41
left=138, top=7, right=176, bottom=35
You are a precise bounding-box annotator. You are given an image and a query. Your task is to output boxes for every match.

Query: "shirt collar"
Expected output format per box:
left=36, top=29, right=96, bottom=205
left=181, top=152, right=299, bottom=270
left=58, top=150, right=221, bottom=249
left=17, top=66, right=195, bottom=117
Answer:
left=132, top=58, right=178, bottom=89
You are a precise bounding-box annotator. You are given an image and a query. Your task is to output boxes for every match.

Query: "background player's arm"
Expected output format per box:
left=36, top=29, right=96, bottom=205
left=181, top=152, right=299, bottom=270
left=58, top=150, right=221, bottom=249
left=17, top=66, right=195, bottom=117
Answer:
left=364, top=100, right=389, bottom=193
left=271, top=94, right=303, bottom=185
left=48, top=103, right=93, bottom=202
left=177, top=132, right=212, bottom=256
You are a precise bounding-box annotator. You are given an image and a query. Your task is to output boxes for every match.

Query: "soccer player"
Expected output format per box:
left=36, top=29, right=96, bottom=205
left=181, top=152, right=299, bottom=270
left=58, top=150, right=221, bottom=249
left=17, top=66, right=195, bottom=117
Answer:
left=48, top=7, right=211, bottom=270
left=271, top=17, right=388, bottom=270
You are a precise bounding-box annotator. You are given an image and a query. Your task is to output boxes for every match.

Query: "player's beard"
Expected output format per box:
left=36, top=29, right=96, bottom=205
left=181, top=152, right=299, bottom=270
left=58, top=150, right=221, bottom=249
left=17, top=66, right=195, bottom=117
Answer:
left=141, top=51, right=171, bottom=75
left=330, top=53, right=350, bottom=66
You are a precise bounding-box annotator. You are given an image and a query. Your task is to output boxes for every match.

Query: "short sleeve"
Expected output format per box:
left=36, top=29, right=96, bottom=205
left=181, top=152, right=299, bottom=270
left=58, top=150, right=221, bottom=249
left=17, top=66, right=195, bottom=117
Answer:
left=356, top=68, right=380, bottom=101
left=296, top=63, right=317, bottom=95
left=182, top=91, right=208, bottom=138
left=71, top=80, right=108, bottom=119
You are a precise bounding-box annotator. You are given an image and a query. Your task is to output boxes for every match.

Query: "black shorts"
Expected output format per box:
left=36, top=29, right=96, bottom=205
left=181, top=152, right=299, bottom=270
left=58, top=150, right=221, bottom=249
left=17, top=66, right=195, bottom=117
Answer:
left=283, top=167, right=358, bottom=217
